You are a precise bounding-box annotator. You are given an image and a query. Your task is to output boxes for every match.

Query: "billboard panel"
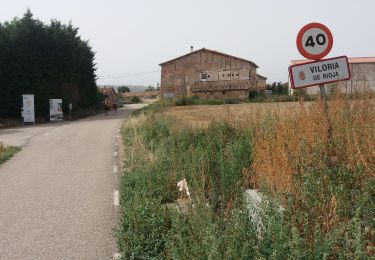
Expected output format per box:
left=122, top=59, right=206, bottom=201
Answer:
left=49, top=99, right=63, bottom=122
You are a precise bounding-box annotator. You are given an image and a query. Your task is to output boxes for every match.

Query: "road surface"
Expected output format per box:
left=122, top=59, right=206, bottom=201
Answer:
left=0, top=104, right=145, bottom=259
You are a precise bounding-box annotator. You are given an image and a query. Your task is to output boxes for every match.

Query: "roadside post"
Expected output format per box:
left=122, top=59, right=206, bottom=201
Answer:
left=69, top=103, right=73, bottom=120
left=290, top=22, right=351, bottom=100
left=295, top=23, right=334, bottom=100
left=290, top=22, right=351, bottom=138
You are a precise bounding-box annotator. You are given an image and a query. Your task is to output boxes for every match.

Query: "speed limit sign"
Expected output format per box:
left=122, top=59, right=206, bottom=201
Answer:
left=296, top=23, right=333, bottom=60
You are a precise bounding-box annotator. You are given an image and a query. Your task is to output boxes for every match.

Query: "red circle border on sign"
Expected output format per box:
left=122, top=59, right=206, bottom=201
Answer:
left=296, top=22, right=333, bottom=60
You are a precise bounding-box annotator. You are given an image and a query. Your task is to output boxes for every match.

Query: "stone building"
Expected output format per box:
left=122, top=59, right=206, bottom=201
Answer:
left=160, top=47, right=266, bottom=100
left=98, top=86, right=117, bottom=106
left=289, top=57, right=375, bottom=95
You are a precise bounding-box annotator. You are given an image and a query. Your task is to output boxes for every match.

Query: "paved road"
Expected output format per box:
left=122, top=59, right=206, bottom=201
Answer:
left=0, top=104, right=145, bottom=259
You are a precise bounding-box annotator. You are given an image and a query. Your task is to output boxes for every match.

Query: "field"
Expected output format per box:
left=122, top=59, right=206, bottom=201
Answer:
left=164, top=102, right=304, bottom=127
left=117, top=97, right=374, bottom=259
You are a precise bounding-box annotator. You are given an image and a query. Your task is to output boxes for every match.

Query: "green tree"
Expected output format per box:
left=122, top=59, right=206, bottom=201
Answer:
left=118, top=86, right=131, bottom=93
left=145, top=86, right=155, bottom=92
left=0, top=10, right=100, bottom=119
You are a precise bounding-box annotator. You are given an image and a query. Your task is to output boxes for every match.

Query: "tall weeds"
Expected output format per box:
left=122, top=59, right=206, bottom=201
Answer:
left=118, top=96, right=374, bottom=258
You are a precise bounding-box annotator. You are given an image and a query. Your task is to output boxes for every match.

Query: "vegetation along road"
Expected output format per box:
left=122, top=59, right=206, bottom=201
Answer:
left=0, top=105, right=145, bottom=259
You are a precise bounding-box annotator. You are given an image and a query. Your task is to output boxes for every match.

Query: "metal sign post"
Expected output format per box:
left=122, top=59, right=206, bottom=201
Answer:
left=69, top=103, right=72, bottom=120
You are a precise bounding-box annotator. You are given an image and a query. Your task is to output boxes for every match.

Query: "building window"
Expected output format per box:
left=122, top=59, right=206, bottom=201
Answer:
left=200, top=72, right=208, bottom=81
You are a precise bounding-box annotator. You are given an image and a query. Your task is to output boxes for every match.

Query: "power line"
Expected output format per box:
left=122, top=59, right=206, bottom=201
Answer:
left=97, top=70, right=159, bottom=79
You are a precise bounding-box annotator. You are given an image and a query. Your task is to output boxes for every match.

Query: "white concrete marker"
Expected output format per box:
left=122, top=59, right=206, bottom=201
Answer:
left=113, top=165, right=118, bottom=173
left=114, top=253, right=122, bottom=259
left=114, top=152, right=118, bottom=157
left=113, top=190, right=120, bottom=206
left=117, top=129, right=120, bottom=132
left=116, top=135, right=120, bottom=138
left=44, top=133, right=49, bottom=136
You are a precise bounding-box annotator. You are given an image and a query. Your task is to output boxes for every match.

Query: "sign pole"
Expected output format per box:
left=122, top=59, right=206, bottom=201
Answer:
left=319, top=84, right=326, bottom=101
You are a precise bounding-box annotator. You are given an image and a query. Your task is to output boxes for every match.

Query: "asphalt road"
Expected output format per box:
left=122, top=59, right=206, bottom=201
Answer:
left=0, top=104, right=145, bottom=259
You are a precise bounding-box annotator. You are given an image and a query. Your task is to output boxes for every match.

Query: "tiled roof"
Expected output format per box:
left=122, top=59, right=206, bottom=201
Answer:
left=257, top=74, right=267, bottom=79
left=160, top=48, right=258, bottom=68
left=290, top=57, right=375, bottom=65
left=192, top=80, right=255, bottom=92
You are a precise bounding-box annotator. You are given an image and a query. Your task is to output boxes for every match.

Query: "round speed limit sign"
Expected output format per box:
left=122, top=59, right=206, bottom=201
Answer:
left=296, top=23, right=333, bottom=60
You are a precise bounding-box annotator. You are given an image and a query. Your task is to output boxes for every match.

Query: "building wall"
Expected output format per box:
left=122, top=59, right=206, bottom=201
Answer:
left=161, top=50, right=258, bottom=99
left=194, top=90, right=249, bottom=100
left=257, top=78, right=267, bottom=90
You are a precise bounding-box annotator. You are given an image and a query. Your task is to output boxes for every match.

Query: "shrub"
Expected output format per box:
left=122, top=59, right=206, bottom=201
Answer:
left=0, top=143, right=20, bottom=164
left=130, top=96, right=141, bottom=103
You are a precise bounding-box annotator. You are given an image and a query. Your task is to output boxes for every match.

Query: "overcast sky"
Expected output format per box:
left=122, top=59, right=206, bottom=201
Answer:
left=2, top=0, right=374, bottom=86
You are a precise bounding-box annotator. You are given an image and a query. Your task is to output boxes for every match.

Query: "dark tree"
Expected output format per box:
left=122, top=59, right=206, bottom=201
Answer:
left=0, top=10, right=101, bottom=119
left=118, top=86, right=131, bottom=93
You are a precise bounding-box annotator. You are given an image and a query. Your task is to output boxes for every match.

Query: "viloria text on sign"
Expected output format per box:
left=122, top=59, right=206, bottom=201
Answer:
left=289, top=56, right=350, bottom=89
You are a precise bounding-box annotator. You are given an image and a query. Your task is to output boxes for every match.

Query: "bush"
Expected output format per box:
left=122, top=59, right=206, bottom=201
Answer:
left=0, top=143, right=20, bottom=164
left=130, top=96, right=141, bottom=103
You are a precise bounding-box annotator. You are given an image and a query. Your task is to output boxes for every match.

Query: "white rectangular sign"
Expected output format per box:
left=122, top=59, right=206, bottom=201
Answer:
left=22, top=94, right=35, bottom=123
left=289, top=56, right=350, bottom=89
left=49, top=99, right=63, bottom=122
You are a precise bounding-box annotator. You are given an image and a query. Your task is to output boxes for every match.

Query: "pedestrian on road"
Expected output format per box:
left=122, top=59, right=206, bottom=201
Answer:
left=113, top=101, right=118, bottom=115
left=104, top=101, right=109, bottom=115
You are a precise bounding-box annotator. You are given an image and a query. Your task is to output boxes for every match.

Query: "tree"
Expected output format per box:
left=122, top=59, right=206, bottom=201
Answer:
left=266, top=82, right=289, bottom=95
left=0, top=10, right=100, bottom=119
left=145, top=86, right=155, bottom=92
left=118, top=86, right=131, bottom=93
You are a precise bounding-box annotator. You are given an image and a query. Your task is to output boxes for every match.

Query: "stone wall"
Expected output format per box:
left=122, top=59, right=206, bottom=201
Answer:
left=194, top=90, right=249, bottom=100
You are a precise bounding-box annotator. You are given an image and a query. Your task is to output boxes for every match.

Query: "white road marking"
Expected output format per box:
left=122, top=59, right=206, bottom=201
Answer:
left=113, top=253, right=122, bottom=259
left=113, top=190, right=120, bottom=206
left=114, top=152, right=118, bottom=157
left=113, top=165, right=118, bottom=173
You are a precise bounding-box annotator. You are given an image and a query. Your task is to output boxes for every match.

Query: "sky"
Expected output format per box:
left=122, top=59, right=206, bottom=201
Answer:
left=1, top=0, right=375, bottom=87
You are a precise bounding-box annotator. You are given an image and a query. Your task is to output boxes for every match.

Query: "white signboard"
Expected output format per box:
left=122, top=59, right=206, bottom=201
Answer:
left=22, top=94, right=35, bottom=123
left=289, top=56, right=350, bottom=89
left=49, top=99, right=63, bottom=122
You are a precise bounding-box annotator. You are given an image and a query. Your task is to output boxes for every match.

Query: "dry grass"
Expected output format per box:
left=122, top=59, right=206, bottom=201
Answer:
left=163, top=98, right=374, bottom=195
left=164, top=102, right=305, bottom=129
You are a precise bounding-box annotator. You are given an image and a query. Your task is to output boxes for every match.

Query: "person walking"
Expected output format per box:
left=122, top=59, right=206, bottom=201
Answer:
left=104, top=100, right=109, bottom=115
left=113, top=101, right=118, bottom=115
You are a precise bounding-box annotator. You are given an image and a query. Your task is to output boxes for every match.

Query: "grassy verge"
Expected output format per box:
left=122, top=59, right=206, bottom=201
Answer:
left=117, top=96, right=374, bottom=258
left=0, top=143, right=20, bottom=164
